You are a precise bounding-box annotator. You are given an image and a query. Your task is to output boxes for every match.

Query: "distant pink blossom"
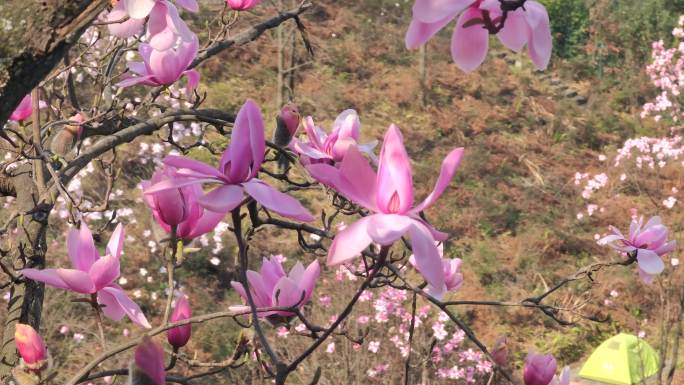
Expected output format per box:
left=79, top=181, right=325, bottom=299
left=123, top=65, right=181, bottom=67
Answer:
left=410, top=243, right=464, bottom=296
left=405, top=0, right=552, bottom=72
left=131, top=336, right=166, bottom=385
left=292, top=110, right=377, bottom=165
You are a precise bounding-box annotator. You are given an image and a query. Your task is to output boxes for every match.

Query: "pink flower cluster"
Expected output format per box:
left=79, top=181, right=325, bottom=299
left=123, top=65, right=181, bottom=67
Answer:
left=642, top=16, right=684, bottom=124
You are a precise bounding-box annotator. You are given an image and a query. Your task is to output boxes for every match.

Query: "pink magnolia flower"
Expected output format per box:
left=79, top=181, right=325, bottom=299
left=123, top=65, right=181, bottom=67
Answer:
left=523, top=352, right=556, bottom=385
left=14, top=324, right=47, bottom=366
left=167, top=293, right=191, bottom=348
left=410, top=243, right=464, bottom=296
left=227, top=0, right=262, bottom=11
left=307, top=125, right=464, bottom=298
left=117, top=35, right=200, bottom=95
left=21, top=223, right=151, bottom=328
left=130, top=336, right=166, bottom=385
left=141, top=166, right=225, bottom=240
left=600, top=216, right=676, bottom=283
left=144, top=100, right=314, bottom=221
left=10, top=94, right=47, bottom=122
left=405, top=0, right=552, bottom=72
left=230, top=255, right=320, bottom=319
left=292, top=110, right=377, bottom=165
left=273, top=102, right=301, bottom=148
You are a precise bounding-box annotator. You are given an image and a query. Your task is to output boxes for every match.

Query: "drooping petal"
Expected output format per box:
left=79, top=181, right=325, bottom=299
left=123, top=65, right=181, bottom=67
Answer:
left=99, top=286, right=152, bottom=328
left=183, top=69, right=201, bottom=96
left=451, top=7, right=490, bottom=73
left=637, top=249, right=665, bottom=275
left=68, top=224, right=99, bottom=272
left=412, top=0, right=473, bottom=23
left=97, top=289, right=126, bottom=321
left=376, top=125, right=414, bottom=214
left=496, top=13, right=528, bottom=52
left=124, top=0, right=157, bottom=19
left=197, top=184, right=244, bottom=213
left=292, top=140, right=331, bottom=160
left=328, top=216, right=373, bottom=266
left=116, top=75, right=157, bottom=88
left=89, top=255, right=121, bottom=291
left=21, top=268, right=93, bottom=293
left=525, top=2, right=552, bottom=70
left=182, top=209, right=226, bottom=240
left=408, top=220, right=446, bottom=299
left=243, top=179, right=314, bottom=222
left=411, top=147, right=464, bottom=213
left=107, top=223, right=125, bottom=259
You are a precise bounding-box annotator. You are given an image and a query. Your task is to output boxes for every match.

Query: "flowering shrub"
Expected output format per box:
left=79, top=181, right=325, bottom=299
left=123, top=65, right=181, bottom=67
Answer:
left=0, top=1, right=679, bottom=385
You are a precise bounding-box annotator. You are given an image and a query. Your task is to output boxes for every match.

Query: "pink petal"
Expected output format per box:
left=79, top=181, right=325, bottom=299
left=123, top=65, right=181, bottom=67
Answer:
left=182, top=209, right=226, bottom=239
left=412, top=0, right=473, bottom=23
left=56, top=269, right=96, bottom=293
left=337, top=146, right=379, bottom=210
left=175, top=0, right=199, bottom=12
left=333, top=110, right=361, bottom=141
left=68, top=224, right=99, bottom=272
left=653, top=240, right=676, bottom=257
left=164, top=155, right=224, bottom=179
left=292, top=140, right=330, bottom=160
left=183, top=69, right=200, bottom=96
left=246, top=270, right=272, bottom=307
left=411, top=147, right=464, bottom=213
left=197, top=184, right=244, bottom=213
left=637, top=249, right=665, bottom=275
left=405, top=15, right=456, bottom=49
left=100, top=286, right=151, bottom=328
left=225, top=100, right=265, bottom=181
left=124, top=0, right=156, bottom=19
left=243, top=179, right=314, bottom=222
left=272, top=277, right=304, bottom=313
left=165, top=3, right=194, bottom=43
left=451, top=7, right=490, bottom=72
left=409, top=220, right=445, bottom=298
left=149, top=45, right=183, bottom=85
left=366, top=214, right=414, bottom=245
left=134, top=337, right=166, bottom=385
left=21, top=268, right=68, bottom=289
left=639, top=268, right=656, bottom=284
left=376, top=125, right=414, bottom=214
left=106, top=1, right=144, bottom=38
left=148, top=5, right=177, bottom=52
left=143, top=176, right=218, bottom=194
left=302, top=116, right=325, bottom=151
left=88, top=255, right=120, bottom=291
left=116, top=75, right=157, bottom=88
left=299, top=260, right=320, bottom=304
left=525, top=2, right=552, bottom=70
left=107, top=223, right=125, bottom=258
left=97, top=289, right=126, bottom=321
left=496, top=13, right=528, bottom=52
left=328, top=216, right=373, bottom=266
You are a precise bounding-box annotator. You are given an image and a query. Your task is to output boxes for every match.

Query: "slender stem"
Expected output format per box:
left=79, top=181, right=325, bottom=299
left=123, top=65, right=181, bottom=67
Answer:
left=90, top=293, right=106, bottom=350
left=31, top=89, right=46, bottom=194
left=287, top=246, right=389, bottom=373
left=230, top=208, right=281, bottom=367
left=403, top=292, right=418, bottom=385
left=163, top=225, right=179, bottom=325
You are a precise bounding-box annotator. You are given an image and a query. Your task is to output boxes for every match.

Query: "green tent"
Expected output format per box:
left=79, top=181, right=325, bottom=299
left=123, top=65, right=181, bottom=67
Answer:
left=579, top=333, right=659, bottom=385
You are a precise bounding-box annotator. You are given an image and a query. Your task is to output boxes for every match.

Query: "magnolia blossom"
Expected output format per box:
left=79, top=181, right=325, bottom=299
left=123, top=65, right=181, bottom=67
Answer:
left=14, top=324, right=47, bottom=366
left=307, top=124, right=464, bottom=299
left=227, top=0, right=262, bottom=11
left=130, top=336, right=166, bottom=385
left=600, top=216, right=676, bottom=283
left=230, top=256, right=320, bottom=318
left=405, top=0, right=552, bottom=72
left=273, top=102, right=301, bottom=148
left=142, top=166, right=225, bottom=240
left=115, top=0, right=198, bottom=50
left=144, top=100, right=314, bottom=221
left=167, top=294, right=192, bottom=348
left=117, top=35, right=200, bottom=95
left=10, top=94, right=47, bottom=122
left=292, top=110, right=377, bottom=165
left=21, top=223, right=151, bottom=328
left=410, top=243, right=463, bottom=296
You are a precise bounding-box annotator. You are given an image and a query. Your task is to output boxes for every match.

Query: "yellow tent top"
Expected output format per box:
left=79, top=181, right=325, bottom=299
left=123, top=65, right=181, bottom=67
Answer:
left=579, top=333, right=659, bottom=385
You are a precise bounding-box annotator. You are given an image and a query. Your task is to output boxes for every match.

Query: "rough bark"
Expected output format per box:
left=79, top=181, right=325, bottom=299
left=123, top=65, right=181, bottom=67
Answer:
left=0, top=0, right=108, bottom=128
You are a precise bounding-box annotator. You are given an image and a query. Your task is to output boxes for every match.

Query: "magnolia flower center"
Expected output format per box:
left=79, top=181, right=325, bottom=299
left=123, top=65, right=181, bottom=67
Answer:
left=387, top=191, right=402, bottom=213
